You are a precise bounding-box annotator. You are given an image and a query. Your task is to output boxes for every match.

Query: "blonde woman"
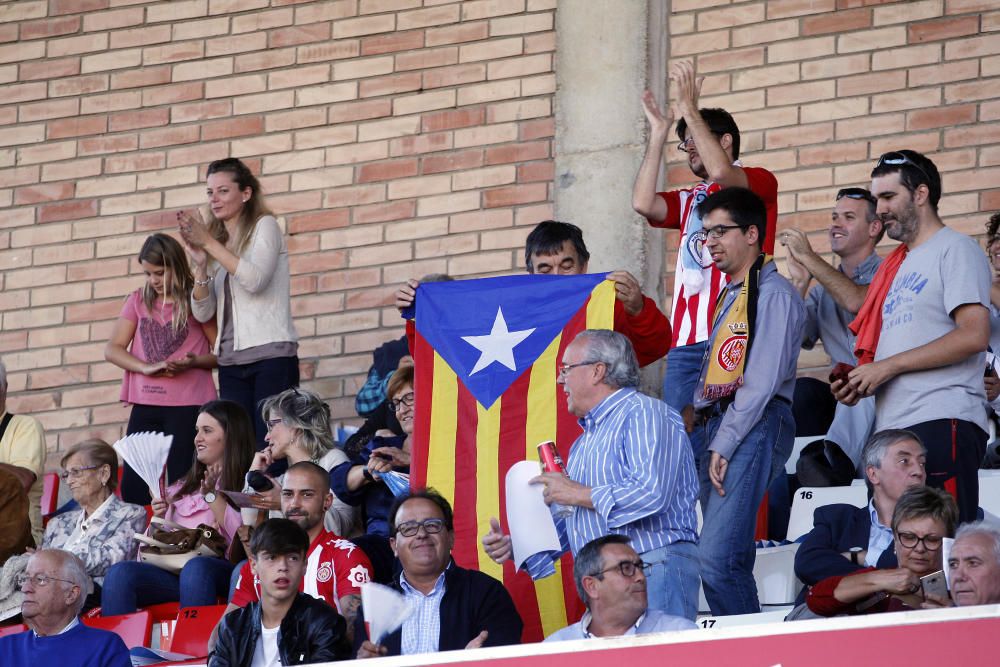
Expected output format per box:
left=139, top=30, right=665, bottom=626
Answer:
left=178, top=158, right=298, bottom=449
left=105, top=233, right=217, bottom=505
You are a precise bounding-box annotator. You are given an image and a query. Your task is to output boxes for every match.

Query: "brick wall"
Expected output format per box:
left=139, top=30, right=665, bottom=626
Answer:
left=0, top=0, right=556, bottom=465
left=662, top=0, right=1000, bottom=376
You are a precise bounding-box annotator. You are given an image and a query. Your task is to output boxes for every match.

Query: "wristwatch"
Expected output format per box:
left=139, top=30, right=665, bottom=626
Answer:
left=362, top=469, right=376, bottom=483
left=849, top=547, right=862, bottom=565
left=204, top=491, right=218, bottom=504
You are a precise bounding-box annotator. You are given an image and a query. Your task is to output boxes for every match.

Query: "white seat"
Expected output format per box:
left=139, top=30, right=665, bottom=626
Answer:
left=754, top=543, right=803, bottom=606
left=785, top=485, right=867, bottom=542
left=696, top=607, right=792, bottom=629
left=785, top=436, right=820, bottom=475
left=850, top=477, right=867, bottom=487
left=978, top=474, right=1000, bottom=517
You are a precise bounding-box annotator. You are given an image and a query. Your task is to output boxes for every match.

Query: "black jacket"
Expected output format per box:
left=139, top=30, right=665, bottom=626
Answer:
left=353, top=562, right=523, bottom=655
left=210, top=593, right=351, bottom=666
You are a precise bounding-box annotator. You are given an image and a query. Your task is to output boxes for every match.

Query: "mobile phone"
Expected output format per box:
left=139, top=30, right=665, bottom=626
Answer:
left=920, top=570, right=948, bottom=599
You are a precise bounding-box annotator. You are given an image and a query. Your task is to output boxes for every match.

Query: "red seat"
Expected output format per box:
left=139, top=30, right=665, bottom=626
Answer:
left=144, top=601, right=181, bottom=624
left=169, top=605, right=228, bottom=657
left=82, top=610, right=152, bottom=649
left=41, top=472, right=59, bottom=515
left=0, top=623, right=27, bottom=638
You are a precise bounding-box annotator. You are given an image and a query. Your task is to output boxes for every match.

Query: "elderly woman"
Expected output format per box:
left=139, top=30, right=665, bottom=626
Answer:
left=40, top=440, right=148, bottom=607
left=806, top=485, right=958, bottom=616
left=246, top=387, right=358, bottom=536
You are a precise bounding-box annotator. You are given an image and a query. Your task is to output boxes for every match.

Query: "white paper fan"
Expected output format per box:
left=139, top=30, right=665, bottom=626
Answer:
left=113, top=431, right=172, bottom=499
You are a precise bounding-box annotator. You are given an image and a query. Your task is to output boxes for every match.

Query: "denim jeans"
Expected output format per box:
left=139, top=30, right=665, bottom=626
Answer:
left=697, top=397, right=794, bottom=616
left=218, top=356, right=300, bottom=450
left=663, top=341, right=708, bottom=470
left=101, top=556, right=236, bottom=615
left=642, top=540, right=700, bottom=621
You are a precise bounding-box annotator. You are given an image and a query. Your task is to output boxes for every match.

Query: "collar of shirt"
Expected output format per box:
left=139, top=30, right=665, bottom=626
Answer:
left=865, top=498, right=894, bottom=568
left=867, top=498, right=891, bottom=532
left=78, top=493, right=115, bottom=534
left=581, top=610, right=646, bottom=639
left=579, top=388, right=635, bottom=431
left=35, top=616, right=79, bottom=638
left=399, top=566, right=448, bottom=598
left=844, top=252, right=882, bottom=282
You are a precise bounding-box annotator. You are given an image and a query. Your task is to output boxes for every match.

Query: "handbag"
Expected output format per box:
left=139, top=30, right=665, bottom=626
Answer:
left=134, top=516, right=227, bottom=574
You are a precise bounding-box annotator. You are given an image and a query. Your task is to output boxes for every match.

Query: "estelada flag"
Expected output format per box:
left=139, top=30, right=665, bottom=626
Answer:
left=406, top=272, right=616, bottom=642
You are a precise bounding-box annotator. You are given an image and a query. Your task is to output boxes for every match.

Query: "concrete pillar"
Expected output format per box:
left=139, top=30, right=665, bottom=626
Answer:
left=553, top=0, right=669, bottom=391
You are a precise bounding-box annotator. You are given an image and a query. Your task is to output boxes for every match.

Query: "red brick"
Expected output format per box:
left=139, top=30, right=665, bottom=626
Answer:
left=20, top=15, right=81, bottom=40
left=269, top=22, right=332, bottom=48
left=0, top=82, right=46, bottom=104
left=423, top=149, right=484, bottom=174
left=483, top=183, right=548, bottom=208
left=20, top=57, right=80, bottom=81
left=421, top=108, right=484, bottom=133
left=142, top=82, right=204, bottom=106
left=352, top=200, right=415, bottom=224
left=235, top=48, right=296, bottom=73
left=484, top=140, right=549, bottom=165
left=139, top=125, right=201, bottom=150
left=425, top=21, right=489, bottom=47
left=798, top=142, right=870, bottom=166
left=395, top=46, right=458, bottom=71
left=109, top=108, right=169, bottom=132
left=47, top=114, right=107, bottom=139
left=171, top=100, right=232, bottom=124
left=907, top=104, right=977, bottom=131
left=802, top=8, right=871, bottom=35
left=50, top=0, right=108, bottom=14
left=909, top=15, right=980, bottom=43
left=423, top=63, right=485, bottom=89
left=517, top=162, right=553, bottom=182
left=110, top=65, right=171, bottom=90
left=520, top=118, right=554, bottom=141
left=78, top=134, right=138, bottom=156
left=359, top=72, right=422, bottom=98
left=287, top=210, right=351, bottom=234
left=0, top=24, right=17, bottom=44
left=328, top=99, right=392, bottom=124
left=48, top=73, right=108, bottom=98
left=357, top=158, right=419, bottom=183
left=297, top=40, right=361, bottom=64
left=38, top=199, right=99, bottom=224
left=201, top=115, right=264, bottom=141
left=14, top=183, right=74, bottom=206
left=360, top=29, right=425, bottom=55
left=110, top=24, right=172, bottom=50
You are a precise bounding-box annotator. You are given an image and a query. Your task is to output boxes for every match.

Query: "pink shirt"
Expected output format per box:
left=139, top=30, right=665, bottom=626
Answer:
left=165, top=480, right=241, bottom=546
left=119, top=290, right=217, bottom=407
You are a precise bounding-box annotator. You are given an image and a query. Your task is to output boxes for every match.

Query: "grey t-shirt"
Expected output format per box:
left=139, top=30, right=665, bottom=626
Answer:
left=874, top=227, right=990, bottom=431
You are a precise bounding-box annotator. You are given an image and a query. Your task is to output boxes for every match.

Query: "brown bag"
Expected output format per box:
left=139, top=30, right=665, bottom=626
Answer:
left=135, top=516, right=227, bottom=574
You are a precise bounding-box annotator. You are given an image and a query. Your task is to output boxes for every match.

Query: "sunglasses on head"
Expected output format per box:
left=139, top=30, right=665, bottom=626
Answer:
left=836, top=188, right=876, bottom=205
left=875, top=151, right=932, bottom=184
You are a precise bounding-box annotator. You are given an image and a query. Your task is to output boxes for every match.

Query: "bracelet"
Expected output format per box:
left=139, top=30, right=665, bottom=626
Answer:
left=363, top=468, right=375, bottom=483
left=194, top=277, right=212, bottom=287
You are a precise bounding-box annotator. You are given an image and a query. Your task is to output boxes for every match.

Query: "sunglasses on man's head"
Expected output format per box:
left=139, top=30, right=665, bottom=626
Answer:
left=836, top=188, right=876, bottom=205
left=875, top=151, right=932, bottom=184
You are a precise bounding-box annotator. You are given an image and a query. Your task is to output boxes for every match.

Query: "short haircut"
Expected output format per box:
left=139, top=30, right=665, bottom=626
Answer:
left=954, top=521, right=1000, bottom=566
left=388, top=488, right=454, bottom=536
left=249, top=518, right=310, bottom=557
left=524, top=220, right=590, bottom=273
left=260, top=388, right=334, bottom=460
left=60, top=439, right=119, bottom=492
left=676, top=108, right=741, bottom=160
left=574, top=329, right=640, bottom=389
left=870, top=149, right=942, bottom=212
left=284, top=460, right=330, bottom=491
left=573, top=535, right=631, bottom=606
left=386, top=364, right=414, bottom=405
left=696, top=186, right=767, bottom=246
left=986, top=212, right=1000, bottom=246
left=862, top=429, right=925, bottom=493
left=891, top=485, right=958, bottom=536
left=36, top=549, right=91, bottom=615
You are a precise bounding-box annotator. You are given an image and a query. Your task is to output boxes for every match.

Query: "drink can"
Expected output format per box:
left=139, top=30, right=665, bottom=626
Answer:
left=537, top=440, right=567, bottom=475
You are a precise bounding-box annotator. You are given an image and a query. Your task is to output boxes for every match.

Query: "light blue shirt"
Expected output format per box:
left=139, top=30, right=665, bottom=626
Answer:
left=865, top=499, right=894, bottom=568
left=399, top=569, right=447, bottom=655
left=564, top=388, right=699, bottom=556
left=544, top=609, right=697, bottom=641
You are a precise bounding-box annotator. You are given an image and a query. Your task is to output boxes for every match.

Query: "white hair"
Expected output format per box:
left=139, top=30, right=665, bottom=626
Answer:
left=954, top=521, right=1000, bottom=566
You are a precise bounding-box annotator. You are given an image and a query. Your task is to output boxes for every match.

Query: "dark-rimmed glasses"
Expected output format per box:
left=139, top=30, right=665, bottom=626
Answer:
left=390, top=392, right=414, bottom=413
left=699, top=224, right=746, bottom=240
left=590, top=559, right=652, bottom=579
left=265, top=418, right=283, bottom=432
left=395, top=518, right=446, bottom=537
left=558, top=361, right=598, bottom=378
left=897, top=531, right=943, bottom=551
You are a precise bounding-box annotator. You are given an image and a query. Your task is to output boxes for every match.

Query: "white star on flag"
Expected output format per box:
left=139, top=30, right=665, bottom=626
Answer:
left=461, top=307, right=535, bottom=376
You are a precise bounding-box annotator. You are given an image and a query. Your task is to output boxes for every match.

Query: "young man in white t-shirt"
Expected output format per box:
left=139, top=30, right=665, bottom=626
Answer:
left=210, top=519, right=350, bottom=666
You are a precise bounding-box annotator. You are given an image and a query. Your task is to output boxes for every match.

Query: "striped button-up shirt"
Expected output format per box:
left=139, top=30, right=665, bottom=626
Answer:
left=399, top=568, right=447, bottom=655
left=564, top=388, right=699, bottom=556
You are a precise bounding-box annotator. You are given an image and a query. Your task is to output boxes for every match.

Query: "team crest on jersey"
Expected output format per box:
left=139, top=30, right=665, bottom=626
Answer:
left=717, top=335, right=747, bottom=371
left=331, top=538, right=357, bottom=557
left=348, top=564, right=371, bottom=586
left=316, top=563, right=333, bottom=583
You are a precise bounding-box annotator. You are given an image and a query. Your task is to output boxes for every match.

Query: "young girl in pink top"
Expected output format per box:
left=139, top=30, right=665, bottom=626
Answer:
left=105, top=233, right=218, bottom=505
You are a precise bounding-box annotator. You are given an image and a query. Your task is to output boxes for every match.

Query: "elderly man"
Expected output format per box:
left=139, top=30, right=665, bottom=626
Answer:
left=946, top=521, right=1000, bottom=606
left=0, top=549, right=129, bottom=666
left=545, top=535, right=695, bottom=641
left=356, top=490, right=522, bottom=658
left=483, top=329, right=700, bottom=620
left=0, top=358, right=46, bottom=550
left=794, top=430, right=927, bottom=603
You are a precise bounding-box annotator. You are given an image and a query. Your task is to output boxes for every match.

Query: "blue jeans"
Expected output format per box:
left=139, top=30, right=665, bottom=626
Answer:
left=663, top=341, right=708, bottom=470
left=698, top=398, right=794, bottom=616
left=101, top=557, right=235, bottom=615
left=218, top=356, right=299, bottom=450
left=642, top=541, right=699, bottom=621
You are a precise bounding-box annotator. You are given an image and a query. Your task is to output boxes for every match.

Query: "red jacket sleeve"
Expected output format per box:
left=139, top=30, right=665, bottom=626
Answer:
left=806, top=567, right=888, bottom=617
left=230, top=560, right=257, bottom=607
left=613, top=297, right=671, bottom=367
left=646, top=190, right=682, bottom=229
left=743, top=167, right=779, bottom=254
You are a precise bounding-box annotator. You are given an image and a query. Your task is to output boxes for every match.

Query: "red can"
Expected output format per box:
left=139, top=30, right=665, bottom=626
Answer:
left=537, top=440, right=567, bottom=475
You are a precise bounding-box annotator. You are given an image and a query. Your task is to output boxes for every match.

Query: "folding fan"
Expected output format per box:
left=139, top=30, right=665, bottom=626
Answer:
left=113, top=431, right=172, bottom=499
left=379, top=470, right=410, bottom=498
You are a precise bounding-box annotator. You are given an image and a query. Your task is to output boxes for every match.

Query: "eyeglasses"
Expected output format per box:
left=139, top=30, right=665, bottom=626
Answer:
left=875, top=151, right=932, bottom=185
left=557, top=361, right=598, bottom=378
left=699, top=224, right=746, bottom=240
left=265, top=418, right=283, bottom=432
left=394, top=518, right=446, bottom=537
left=677, top=132, right=722, bottom=153
left=896, top=531, right=943, bottom=551
left=17, top=574, right=77, bottom=589
left=60, top=464, right=102, bottom=481
left=590, top=559, right=652, bottom=579
left=390, top=392, right=414, bottom=413
left=836, top=188, right=877, bottom=205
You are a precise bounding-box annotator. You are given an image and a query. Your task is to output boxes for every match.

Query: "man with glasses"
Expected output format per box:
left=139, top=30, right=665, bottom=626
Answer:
left=795, top=150, right=990, bottom=523
left=0, top=549, right=129, bottom=666
left=691, top=187, right=805, bottom=616
left=356, top=489, right=522, bottom=658
left=632, top=61, right=778, bottom=472
left=482, top=329, right=700, bottom=620
left=544, top=535, right=695, bottom=641
left=0, top=358, right=46, bottom=550
left=778, top=188, right=885, bottom=477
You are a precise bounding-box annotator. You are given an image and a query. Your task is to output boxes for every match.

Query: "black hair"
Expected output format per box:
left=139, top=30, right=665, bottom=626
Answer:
left=870, top=149, right=942, bottom=212
left=250, top=518, right=310, bottom=557
left=676, top=108, right=741, bottom=159
left=986, top=211, right=1000, bottom=245
left=523, top=220, right=590, bottom=273
left=696, top=186, right=767, bottom=246
left=573, top=535, right=631, bottom=605
left=388, top=488, right=454, bottom=535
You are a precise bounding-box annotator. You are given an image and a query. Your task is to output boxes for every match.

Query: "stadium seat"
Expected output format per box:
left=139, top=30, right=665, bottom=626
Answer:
left=0, top=623, right=27, bottom=638
left=143, top=601, right=181, bottom=650
left=753, top=543, right=803, bottom=606
left=41, top=472, right=59, bottom=516
left=978, top=473, right=1000, bottom=518
left=169, top=605, right=228, bottom=657
left=785, top=485, right=867, bottom=542
left=696, top=607, right=793, bottom=629
left=82, top=610, right=152, bottom=649
left=785, top=436, right=819, bottom=475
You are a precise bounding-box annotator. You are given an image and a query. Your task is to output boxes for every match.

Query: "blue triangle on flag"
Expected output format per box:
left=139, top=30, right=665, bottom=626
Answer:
left=409, top=273, right=608, bottom=408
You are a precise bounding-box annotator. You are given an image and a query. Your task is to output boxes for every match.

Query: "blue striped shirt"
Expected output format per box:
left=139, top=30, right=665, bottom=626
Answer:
left=564, top=388, right=699, bottom=556
left=399, top=569, right=447, bottom=655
